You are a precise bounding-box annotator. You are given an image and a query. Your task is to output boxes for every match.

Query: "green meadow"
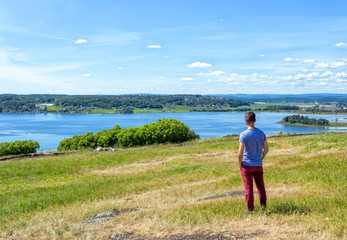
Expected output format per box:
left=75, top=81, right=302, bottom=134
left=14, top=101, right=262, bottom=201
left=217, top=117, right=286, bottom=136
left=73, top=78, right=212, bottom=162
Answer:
left=0, top=132, right=346, bottom=239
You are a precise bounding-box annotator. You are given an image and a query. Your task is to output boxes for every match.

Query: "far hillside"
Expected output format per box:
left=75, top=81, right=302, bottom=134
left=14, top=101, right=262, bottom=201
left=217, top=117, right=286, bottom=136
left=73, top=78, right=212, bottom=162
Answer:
left=0, top=94, right=249, bottom=113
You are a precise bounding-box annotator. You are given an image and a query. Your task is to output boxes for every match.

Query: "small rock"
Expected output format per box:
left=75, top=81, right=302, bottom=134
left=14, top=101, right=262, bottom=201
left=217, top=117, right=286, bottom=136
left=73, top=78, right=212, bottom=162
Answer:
left=83, top=211, right=116, bottom=224
left=82, top=208, right=143, bottom=225
left=96, top=147, right=103, bottom=151
left=109, top=232, right=132, bottom=240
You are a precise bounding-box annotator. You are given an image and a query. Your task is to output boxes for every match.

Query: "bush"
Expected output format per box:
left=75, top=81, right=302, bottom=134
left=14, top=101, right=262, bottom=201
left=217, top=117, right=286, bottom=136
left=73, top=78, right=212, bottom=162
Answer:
left=0, top=140, right=40, bottom=156
left=57, top=118, right=200, bottom=151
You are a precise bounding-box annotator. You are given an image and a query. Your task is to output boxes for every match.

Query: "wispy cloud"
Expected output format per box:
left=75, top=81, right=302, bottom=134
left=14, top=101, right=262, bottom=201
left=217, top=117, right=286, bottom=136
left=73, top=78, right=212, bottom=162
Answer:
left=283, top=57, right=299, bottom=62
left=198, top=70, right=225, bottom=76
left=0, top=25, right=76, bottom=42
left=186, top=62, right=212, bottom=68
left=336, top=72, right=347, bottom=78
left=315, top=62, right=329, bottom=68
left=81, top=73, right=91, bottom=77
left=88, top=30, right=141, bottom=46
left=304, top=59, right=315, bottom=63
left=330, top=61, right=346, bottom=68
left=0, top=49, right=95, bottom=92
left=320, top=71, right=333, bottom=77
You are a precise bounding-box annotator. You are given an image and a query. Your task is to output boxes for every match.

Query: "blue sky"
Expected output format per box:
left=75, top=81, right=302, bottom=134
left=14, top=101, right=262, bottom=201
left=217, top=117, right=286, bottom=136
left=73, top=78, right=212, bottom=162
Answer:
left=0, top=0, right=346, bottom=95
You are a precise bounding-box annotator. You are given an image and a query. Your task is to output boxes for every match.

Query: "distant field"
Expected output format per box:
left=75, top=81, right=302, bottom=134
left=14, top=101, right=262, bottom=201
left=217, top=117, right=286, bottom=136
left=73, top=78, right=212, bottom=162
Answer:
left=39, top=102, right=347, bottom=115
left=329, top=122, right=347, bottom=127
left=0, top=132, right=346, bottom=239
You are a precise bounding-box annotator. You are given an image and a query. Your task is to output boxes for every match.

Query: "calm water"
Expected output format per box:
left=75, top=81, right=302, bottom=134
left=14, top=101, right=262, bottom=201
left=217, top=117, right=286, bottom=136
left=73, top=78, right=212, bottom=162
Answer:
left=0, top=112, right=346, bottom=151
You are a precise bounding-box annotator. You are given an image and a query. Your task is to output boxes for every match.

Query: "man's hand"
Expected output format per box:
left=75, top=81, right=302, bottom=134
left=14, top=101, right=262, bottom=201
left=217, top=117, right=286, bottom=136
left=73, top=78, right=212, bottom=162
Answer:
left=238, top=142, right=245, bottom=167
left=262, top=140, right=269, bottom=159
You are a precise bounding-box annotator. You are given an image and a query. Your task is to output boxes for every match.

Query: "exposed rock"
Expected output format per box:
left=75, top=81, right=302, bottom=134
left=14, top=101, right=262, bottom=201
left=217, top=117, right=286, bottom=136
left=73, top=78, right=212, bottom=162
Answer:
left=139, top=159, right=170, bottom=165
left=109, top=232, right=132, bottom=240
left=82, top=208, right=143, bottom=225
left=96, top=147, right=117, bottom=152
left=193, top=153, right=225, bottom=158
left=200, top=191, right=258, bottom=201
left=108, top=232, right=265, bottom=240
left=0, top=151, right=77, bottom=161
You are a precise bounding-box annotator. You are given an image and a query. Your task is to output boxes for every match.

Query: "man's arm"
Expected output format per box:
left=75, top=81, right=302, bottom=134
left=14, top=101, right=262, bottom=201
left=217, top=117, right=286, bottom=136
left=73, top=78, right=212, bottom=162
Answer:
left=261, top=140, right=269, bottom=159
left=238, top=142, right=245, bottom=167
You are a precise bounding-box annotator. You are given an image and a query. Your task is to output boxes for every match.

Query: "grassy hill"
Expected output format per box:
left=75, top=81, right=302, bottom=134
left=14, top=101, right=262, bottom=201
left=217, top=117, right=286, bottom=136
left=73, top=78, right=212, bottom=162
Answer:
left=0, top=133, right=346, bottom=239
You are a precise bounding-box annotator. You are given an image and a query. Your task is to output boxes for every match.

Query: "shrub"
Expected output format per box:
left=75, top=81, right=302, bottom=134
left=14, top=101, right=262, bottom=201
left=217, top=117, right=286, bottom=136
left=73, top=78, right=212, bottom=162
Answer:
left=57, top=119, right=200, bottom=151
left=0, top=140, right=40, bottom=156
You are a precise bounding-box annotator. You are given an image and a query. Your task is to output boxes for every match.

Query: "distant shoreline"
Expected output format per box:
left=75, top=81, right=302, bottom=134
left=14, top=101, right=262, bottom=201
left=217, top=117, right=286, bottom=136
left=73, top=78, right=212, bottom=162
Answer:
left=277, top=121, right=347, bottom=128
left=2, top=109, right=347, bottom=115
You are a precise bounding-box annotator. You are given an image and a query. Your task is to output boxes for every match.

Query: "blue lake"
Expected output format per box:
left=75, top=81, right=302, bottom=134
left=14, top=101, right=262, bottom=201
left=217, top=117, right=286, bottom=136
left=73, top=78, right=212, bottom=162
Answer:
left=0, top=112, right=346, bottom=151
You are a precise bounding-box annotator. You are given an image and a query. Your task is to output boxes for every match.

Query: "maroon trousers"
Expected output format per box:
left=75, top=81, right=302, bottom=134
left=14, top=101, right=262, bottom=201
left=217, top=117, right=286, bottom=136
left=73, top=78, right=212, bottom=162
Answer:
left=240, top=165, right=267, bottom=212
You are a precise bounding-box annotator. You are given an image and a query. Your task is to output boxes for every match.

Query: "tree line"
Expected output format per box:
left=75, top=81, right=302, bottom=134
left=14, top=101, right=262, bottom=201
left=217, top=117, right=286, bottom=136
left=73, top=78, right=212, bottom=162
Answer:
left=57, top=118, right=200, bottom=150
left=263, top=105, right=300, bottom=111
left=282, top=115, right=329, bottom=126
left=0, top=94, right=250, bottom=113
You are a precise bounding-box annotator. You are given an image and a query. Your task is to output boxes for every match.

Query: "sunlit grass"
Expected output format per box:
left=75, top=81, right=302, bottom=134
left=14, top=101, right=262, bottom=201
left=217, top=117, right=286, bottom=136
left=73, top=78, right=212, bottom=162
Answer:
left=0, top=132, right=346, bottom=239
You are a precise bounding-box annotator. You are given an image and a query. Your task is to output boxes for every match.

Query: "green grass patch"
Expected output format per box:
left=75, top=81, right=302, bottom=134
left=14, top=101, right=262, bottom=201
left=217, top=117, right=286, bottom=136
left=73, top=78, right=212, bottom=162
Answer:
left=0, top=132, right=346, bottom=239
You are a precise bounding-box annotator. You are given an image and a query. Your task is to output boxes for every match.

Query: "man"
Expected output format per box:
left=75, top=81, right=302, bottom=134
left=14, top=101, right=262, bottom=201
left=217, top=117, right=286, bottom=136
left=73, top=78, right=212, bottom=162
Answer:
left=238, top=112, right=269, bottom=213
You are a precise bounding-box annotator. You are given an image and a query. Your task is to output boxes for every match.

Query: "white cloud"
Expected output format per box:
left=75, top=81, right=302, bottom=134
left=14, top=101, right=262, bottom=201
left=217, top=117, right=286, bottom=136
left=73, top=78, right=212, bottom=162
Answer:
left=186, top=62, right=212, bottom=68
left=317, top=82, right=327, bottom=86
left=117, top=67, right=123, bottom=70
left=315, top=62, right=329, bottom=68
left=284, top=57, right=294, bottom=62
left=225, top=77, right=238, bottom=82
left=304, top=59, right=315, bottom=63
left=76, top=39, right=87, bottom=44
left=227, top=82, right=239, bottom=85
left=238, top=75, right=249, bottom=78
left=336, top=72, right=347, bottom=78
left=180, top=77, right=194, bottom=81
left=307, top=72, right=319, bottom=78
left=147, top=45, right=161, bottom=48
left=81, top=73, right=91, bottom=77
left=335, top=42, right=346, bottom=47
left=294, top=74, right=306, bottom=80
left=259, top=54, right=265, bottom=57
left=331, top=61, right=346, bottom=68
left=198, top=70, right=225, bottom=76
left=278, top=75, right=293, bottom=81
left=320, top=71, right=334, bottom=77
left=283, top=57, right=299, bottom=62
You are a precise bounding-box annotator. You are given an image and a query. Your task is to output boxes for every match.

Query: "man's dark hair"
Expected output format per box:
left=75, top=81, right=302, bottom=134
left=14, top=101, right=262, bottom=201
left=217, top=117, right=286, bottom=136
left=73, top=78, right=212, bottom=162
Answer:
left=245, top=111, right=256, bottom=123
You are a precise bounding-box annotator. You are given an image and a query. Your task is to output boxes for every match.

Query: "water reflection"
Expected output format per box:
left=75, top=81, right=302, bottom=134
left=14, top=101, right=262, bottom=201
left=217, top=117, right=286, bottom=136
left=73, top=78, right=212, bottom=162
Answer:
left=0, top=112, right=346, bottom=151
